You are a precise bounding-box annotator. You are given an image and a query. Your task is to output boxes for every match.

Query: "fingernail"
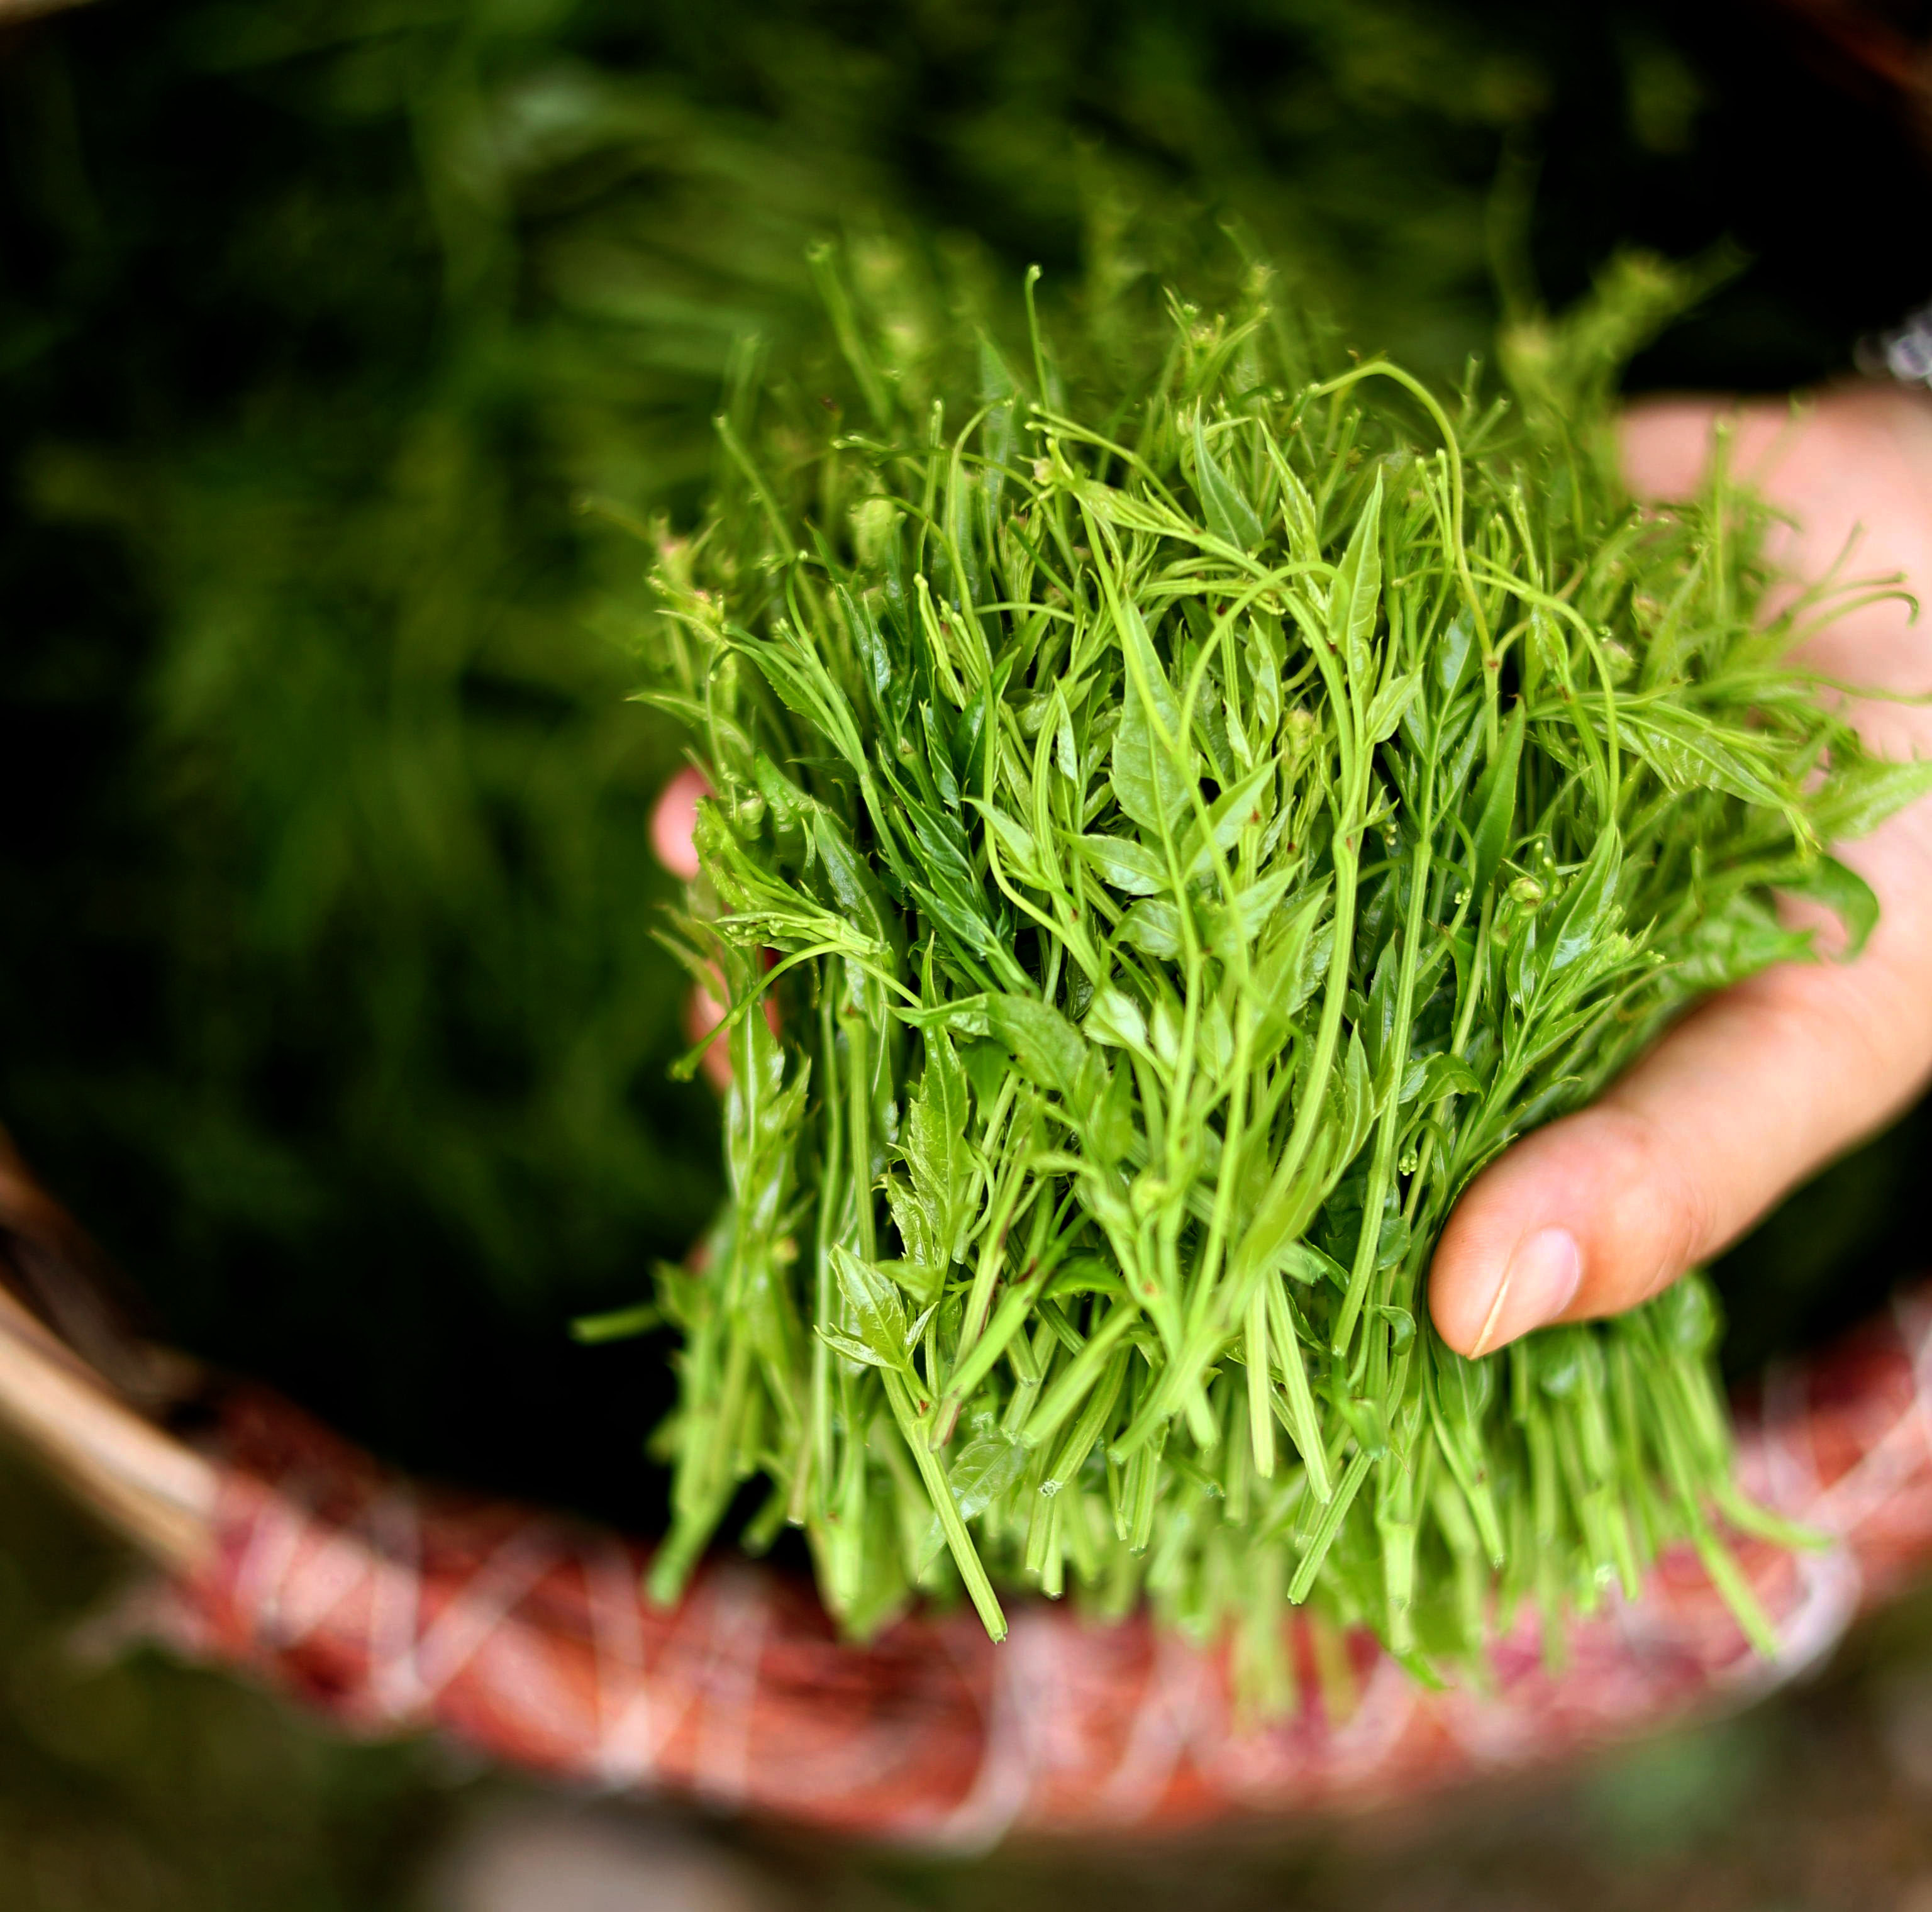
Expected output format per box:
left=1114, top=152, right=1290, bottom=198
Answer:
left=1470, top=1227, right=1582, bottom=1357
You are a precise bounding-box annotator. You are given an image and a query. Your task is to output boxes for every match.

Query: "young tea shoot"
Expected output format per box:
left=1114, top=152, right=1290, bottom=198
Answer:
left=625, top=250, right=1926, bottom=1686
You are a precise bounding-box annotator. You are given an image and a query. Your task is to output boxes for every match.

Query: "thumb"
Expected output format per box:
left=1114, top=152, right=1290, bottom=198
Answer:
left=1429, top=818, right=1932, bottom=1356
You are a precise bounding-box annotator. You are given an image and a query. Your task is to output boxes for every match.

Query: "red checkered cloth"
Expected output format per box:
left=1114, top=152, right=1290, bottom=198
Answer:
left=150, top=1290, right=1932, bottom=1847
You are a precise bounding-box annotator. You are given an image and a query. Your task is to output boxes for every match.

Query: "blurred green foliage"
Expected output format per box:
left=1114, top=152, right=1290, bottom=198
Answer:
left=0, top=0, right=1926, bottom=1524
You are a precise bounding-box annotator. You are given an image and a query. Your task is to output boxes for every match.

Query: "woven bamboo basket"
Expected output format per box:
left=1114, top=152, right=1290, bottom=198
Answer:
left=1, top=1129, right=1931, bottom=1849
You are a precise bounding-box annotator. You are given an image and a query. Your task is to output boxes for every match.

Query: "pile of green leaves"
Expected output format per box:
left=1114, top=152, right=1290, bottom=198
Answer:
left=630, top=250, right=1928, bottom=1681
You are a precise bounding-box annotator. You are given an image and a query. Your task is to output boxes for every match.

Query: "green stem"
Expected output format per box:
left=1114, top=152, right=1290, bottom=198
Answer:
left=1024, top=1303, right=1139, bottom=1452
left=1266, top=1278, right=1333, bottom=1503
left=844, top=999, right=876, bottom=1263
left=882, top=1369, right=1008, bottom=1640
left=801, top=995, right=843, bottom=1527
left=1245, top=1283, right=1275, bottom=1479
left=1231, top=817, right=1361, bottom=1279
left=1336, top=823, right=1433, bottom=1357
left=1287, top=1448, right=1373, bottom=1603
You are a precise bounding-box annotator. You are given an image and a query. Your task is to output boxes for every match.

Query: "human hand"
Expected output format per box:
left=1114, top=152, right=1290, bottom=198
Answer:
left=1429, top=384, right=1932, bottom=1357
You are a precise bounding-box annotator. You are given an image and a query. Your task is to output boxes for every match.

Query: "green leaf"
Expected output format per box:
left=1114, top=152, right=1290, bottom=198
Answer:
left=1206, top=865, right=1302, bottom=957
left=1544, top=828, right=1622, bottom=982
left=1409, top=1050, right=1482, bottom=1105
left=1247, top=617, right=1283, bottom=740
left=1279, top=1241, right=1347, bottom=1288
left=947, top=1430, right=1030, bottom=1522
left=1362, top=931, right=1402, bottom=1091
left=985, top=992, right=1091, bottom=1098
left=958, top=1036, right=1009, bottom=1107
left=1785, top=853, right=1880, bottom=959
left=802, top=807, right=893, bottom=943
left=1329, top=470, right=1384, bottom=689
left=1086, top=1060, right=1136, bottom=1166
left=1468, top=699, right=1526, bottom=899
left=1192, top=413, right=1266, bottom=549
left=875, top=1243, right=947, bottom=1307
left=1084, top=987, right=1150, bottom=1053
left=1052, top=687, right=1080, bottom=783
left=1811, top=755, right=1932, bottom=842
left=1363, top=668, right=1421, bottom=746
left=1374, top=1209, right=1411, bottom=1271
left=1436, top=613, right=1477, bottom=698
left=1110, top=624, right=1192, bottom=833
left=900, top=1027, right=972, bottom=1266
left=1275, top=457, right=1321, bottom=556
left=1504, top=896, right=1540, bottom=1009
left=1044, top=1259, right=1128, bottom=1301
left=895, top=996, right=994, bottom=1039
left=1326, top=1026, right=1377, bottom=1174
left=919, top=703, right=963, bottom=811
left=1653, top=1272, right=1721, bottom=1357
left=828, top=1243, right=913, bottom=1374
left=1617, top=706, right=1784, bottom=807
left=972, top=801, right=1041, bottom=880
left=1079, top=833, right=1170, bottom=895
left=1071, top=475, right=1192, bottom=538
left=816, top=1324, right=899, bottom=1372
left=1185, top=757, right=1277, bottom=874
left=1674, top=894, right=1812, bottom=992
left=1118, top=897, right=1185, bottom=959
left=1262, top=894, right=1333, bottom=1025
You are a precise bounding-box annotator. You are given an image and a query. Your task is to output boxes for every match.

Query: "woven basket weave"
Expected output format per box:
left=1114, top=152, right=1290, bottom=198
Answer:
left=1, top=1135, right=1930, bottom=1848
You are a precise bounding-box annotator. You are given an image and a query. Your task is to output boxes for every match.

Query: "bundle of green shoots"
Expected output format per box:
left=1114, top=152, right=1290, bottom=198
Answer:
left=628, top=253, right=1922, bottom=1688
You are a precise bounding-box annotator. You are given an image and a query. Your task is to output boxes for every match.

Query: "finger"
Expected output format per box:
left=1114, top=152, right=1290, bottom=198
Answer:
left=685, top=977, right=733, bottom=1094
left=1430, top=813, right=1932, bottom=1357
left=1621, top=396, right=1735, bottom=501
left=650, top=765, right=709, bottom=881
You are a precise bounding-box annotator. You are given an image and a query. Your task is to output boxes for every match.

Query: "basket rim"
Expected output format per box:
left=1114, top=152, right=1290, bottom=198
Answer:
left=0, top=1152, right=213, bottom=1572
